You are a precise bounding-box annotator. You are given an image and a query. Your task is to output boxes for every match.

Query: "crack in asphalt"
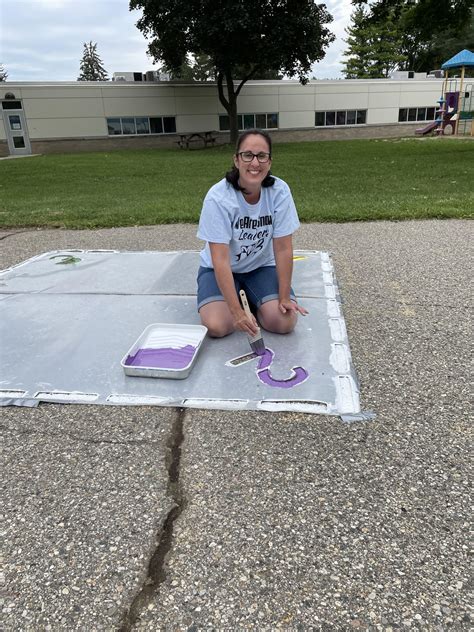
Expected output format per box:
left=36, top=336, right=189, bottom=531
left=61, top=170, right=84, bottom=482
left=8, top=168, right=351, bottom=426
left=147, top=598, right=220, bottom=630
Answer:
left=119, top=407, right=186, bottom=631
left=0, top=230, right=36, bottom=241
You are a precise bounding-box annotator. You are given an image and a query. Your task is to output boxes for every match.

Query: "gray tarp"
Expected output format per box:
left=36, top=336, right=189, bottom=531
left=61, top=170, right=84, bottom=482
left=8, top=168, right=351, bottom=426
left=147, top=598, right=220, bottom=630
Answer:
left=0, top=250, right=361, bottom=416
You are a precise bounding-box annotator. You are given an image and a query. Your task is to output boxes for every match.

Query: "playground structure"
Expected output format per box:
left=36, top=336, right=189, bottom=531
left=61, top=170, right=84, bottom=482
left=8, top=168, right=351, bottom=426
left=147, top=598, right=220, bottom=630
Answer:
left=416, top=49, right=474, bottom=137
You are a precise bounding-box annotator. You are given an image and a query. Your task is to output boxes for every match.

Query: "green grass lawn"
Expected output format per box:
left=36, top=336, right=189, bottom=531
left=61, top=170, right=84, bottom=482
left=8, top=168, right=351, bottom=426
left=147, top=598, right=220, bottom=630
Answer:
left=0, top=138, right=472, bottom=228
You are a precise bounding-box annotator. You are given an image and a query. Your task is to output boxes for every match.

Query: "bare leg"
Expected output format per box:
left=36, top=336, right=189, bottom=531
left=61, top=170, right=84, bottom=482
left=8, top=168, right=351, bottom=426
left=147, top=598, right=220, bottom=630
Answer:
left=257, top=299, right=297, bottom=334
left=199, top=301, right=235, bottom=338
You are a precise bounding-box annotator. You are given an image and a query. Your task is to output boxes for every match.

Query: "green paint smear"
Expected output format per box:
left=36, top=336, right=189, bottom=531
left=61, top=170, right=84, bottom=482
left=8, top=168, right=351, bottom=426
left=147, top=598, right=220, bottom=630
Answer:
left=50, top=255, right=81, bottom=265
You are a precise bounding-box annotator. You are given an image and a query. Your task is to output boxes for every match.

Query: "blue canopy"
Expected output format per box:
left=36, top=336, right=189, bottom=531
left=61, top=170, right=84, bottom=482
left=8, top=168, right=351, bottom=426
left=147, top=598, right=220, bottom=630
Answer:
left=441, top=49, right=474, bottom=69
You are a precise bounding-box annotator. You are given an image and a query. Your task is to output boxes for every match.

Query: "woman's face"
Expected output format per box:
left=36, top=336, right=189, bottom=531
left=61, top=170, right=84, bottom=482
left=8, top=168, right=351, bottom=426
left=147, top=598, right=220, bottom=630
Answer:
left=233, top=134, right=272, bottom=192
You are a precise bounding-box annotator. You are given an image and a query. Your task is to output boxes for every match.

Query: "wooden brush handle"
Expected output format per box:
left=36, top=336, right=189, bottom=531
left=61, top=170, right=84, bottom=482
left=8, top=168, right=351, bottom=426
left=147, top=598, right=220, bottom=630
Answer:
left=239, top=290, right=253, bottom=318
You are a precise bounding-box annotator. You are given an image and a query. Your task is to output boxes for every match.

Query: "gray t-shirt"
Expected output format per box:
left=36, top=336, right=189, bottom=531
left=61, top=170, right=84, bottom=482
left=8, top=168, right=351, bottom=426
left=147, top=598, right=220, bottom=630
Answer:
left=197, top=176, right=300, bottom=273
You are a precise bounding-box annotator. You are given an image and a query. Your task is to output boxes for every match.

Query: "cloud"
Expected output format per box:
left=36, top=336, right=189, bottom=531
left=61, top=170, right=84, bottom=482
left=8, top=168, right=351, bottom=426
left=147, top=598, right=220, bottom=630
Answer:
left=3, top=0, right=351, bottom=81
left=310, top=0, right=352, bottom=78
left=30, top=0, right=71, bottom=8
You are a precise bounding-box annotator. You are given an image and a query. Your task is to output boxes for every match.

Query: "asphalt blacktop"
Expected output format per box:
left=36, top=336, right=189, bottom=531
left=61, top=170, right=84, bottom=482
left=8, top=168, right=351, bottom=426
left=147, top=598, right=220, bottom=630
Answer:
left=1, top=220, right=472, bottom=630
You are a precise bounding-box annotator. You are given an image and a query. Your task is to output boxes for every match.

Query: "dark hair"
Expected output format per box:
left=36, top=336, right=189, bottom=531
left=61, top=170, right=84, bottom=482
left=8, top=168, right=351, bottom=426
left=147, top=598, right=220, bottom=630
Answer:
left=225, top=129, right=275, bottom=192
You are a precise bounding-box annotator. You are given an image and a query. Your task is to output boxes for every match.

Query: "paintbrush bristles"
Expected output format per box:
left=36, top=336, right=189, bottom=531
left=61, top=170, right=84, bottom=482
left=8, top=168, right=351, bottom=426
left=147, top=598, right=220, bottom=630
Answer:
left=239, top=289, right=266, bottom=355
left=248, top=328, right=262, bottom=343
left=250, top=335, right=266, bottom=356
left=248, top=327, right=266, bottom=355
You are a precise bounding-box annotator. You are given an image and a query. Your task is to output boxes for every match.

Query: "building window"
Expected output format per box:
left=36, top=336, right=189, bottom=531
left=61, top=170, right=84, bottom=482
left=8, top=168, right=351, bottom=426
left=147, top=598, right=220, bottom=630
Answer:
left=13, top=136, right=26, bottom=148
left=106, top=116, right=176, bottom=136
left=398, top=107, right=436, bottom=123
left=136, top=117, right=150, bottom=134
left=336, top=111, right=346, bottom=126
left=315, top=109, right=367, bottom=127
left=2, top=100, right=22, bottom=110
left=315, top=111, right=325, bottom=126
left=163, top=117, right=176, bottom=133
left=107, top=118, right=122, bottom=135
left=325, top=111, right=336, bottom=126
left=219, top=113, right=279, bottom=131
left=121, top=117, right=136, bottom=135
left=346, top=110, right=356, bottom=125
left=150, top=118, right=163, bottom=134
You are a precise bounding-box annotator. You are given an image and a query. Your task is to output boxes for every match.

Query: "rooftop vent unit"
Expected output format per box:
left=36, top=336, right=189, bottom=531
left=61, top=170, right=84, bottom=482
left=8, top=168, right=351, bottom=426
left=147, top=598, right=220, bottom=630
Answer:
left=112, top=72, right=144, bottom=82
left=390, top=70, right=409, bottom=80
left=145, top=70, right=170, bottom=82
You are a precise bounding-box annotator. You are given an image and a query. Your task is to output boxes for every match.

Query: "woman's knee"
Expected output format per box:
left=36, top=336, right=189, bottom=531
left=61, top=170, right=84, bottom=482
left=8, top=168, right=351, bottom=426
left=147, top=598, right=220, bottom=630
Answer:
left=258, top=302, right=297, bottom=334
left=199, top=303, right=235, bottom=338
left=205, top=320, right=235, bottom=338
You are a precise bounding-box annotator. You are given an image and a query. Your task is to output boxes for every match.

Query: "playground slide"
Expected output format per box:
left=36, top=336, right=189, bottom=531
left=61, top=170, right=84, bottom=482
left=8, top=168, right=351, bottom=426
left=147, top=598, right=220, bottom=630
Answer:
left=416, top=120, right=439, bottom=135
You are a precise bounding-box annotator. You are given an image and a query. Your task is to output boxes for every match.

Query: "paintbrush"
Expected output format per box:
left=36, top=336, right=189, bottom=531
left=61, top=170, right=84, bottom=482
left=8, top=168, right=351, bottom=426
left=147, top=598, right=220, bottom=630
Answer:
left=239, top=289, right=266, bottom=356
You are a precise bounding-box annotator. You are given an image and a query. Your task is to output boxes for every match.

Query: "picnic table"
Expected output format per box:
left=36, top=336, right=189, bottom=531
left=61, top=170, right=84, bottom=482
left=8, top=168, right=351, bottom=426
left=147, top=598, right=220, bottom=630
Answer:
left=176, top=131, right=217, bottom=149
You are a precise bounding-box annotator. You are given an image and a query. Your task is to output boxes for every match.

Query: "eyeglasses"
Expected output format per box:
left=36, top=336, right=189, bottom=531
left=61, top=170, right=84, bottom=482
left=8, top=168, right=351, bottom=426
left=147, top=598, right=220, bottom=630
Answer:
left=238, top=151, right=271, bottom=163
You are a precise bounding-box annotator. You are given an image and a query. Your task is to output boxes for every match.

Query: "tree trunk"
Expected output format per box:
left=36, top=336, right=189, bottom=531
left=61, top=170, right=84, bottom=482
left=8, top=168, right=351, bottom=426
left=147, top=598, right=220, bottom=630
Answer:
left=217, top=70, right=239, bottom=145
left=227, top=97, right=238, bottom=145
left=216, top=67, right=259, bottom=145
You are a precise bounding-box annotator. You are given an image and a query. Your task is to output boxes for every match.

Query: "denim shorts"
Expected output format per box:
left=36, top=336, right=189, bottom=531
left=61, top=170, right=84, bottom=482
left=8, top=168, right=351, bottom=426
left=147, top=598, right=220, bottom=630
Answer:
left=197, top=265, right=296, bottom=311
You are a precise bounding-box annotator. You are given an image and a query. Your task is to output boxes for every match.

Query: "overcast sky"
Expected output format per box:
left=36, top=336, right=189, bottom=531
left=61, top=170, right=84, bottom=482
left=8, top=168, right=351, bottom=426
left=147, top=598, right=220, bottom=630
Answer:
left=1, top=0, right=352, bottom=82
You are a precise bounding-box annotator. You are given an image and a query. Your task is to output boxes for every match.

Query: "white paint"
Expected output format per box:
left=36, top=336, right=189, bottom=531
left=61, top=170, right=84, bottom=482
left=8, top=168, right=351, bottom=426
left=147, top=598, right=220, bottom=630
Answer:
left=330, top=343, right=351, bottom=373
left=258, top=400, right=328, bottom=414
left=183, top=398, right=250, bottom=409
left=323, top=271, right=334, bottom=284
left=225, top=352, right=257, bottom=368
left=329, top=318, right=347, bottom=342
left=324, top=284, right=337, bottom=300
left=327, top=299, right=341, bottom=318
left=335, top=375, right=360, bottom=414
left=0, top=389, right=28, bottom=398
left=106, top=394, right=177, bottom=405
left=34, top=390, right=99, bottom=402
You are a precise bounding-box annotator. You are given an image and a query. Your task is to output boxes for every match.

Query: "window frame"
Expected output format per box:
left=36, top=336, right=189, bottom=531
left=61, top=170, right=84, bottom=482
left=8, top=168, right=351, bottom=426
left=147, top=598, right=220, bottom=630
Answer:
left=106, top=115, right=176, bottom=136
left=2, top=100, right=23, bottom=110
left=398, top=107, right=437, bottom=123
left=314, top=109, right=367, bottom=127
left=219, top=112, right=279, bottom=132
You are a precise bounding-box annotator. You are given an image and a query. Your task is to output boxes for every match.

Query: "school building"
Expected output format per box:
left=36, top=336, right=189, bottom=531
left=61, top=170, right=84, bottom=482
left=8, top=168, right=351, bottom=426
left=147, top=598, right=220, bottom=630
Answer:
left=0, top=75, right=445, bottom=156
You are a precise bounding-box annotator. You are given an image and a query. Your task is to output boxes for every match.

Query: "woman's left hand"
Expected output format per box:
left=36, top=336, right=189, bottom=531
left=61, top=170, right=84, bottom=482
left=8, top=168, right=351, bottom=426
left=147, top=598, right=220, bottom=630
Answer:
left=279, top=299, right=309, bottom=316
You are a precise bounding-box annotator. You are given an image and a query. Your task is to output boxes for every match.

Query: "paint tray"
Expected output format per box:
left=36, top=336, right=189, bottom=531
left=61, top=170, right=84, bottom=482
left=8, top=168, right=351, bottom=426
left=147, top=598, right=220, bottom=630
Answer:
left=121, top=323, right=207, bottom=379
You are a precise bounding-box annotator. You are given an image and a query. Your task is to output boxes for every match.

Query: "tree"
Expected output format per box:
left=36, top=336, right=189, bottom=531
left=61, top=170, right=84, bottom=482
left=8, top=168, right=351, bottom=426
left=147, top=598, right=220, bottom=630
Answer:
left=342, top=7, right=375, bottom=78
left=160, top=53, right=282, bottom=82
left=130, top=0, right=335, bottom=142
left=159, top=58, right=195, bottom=81
left=350, top=0, right=471, bottom=72
left=343, top=6, right=407, bottom=78
left=77, top=41, right=109, bottom=81
left=158, top=53, right=215, bottom=81
left=0, top=63, right=8, bottom=82
left=428, top=6, right=474, bottom=71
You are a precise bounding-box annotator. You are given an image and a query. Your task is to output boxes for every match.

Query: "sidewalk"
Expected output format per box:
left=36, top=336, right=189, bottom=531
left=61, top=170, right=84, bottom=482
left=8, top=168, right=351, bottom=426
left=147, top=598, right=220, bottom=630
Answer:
left=1, top=220, right=471, bottom=629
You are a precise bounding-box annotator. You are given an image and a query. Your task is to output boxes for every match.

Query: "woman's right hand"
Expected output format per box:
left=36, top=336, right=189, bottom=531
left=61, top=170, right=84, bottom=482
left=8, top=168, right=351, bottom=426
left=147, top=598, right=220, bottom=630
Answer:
left=232, top=309, right=259, bottom=336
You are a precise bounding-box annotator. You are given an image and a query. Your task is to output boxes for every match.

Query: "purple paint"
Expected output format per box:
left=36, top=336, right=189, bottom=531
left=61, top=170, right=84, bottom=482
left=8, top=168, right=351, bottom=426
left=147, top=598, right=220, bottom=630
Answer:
left=257, top=348, right=274, bottom=371
left=256, top=348, right=309, bottom=389
left=125, top=345, right=196, bottom=369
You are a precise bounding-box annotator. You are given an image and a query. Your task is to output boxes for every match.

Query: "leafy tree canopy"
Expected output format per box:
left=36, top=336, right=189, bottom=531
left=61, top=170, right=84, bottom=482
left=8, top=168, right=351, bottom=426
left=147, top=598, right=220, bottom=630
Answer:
left=130, top=0, right=334, bottom=141
left=160, top=53, right=283, bottom=81
left=0, top=63, right=8, bottom=82
left=349, top=0, right=472, bottom=72
left=343, top=6, right=407, bottom=78
left=77, top=41, right=109, bottom=81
